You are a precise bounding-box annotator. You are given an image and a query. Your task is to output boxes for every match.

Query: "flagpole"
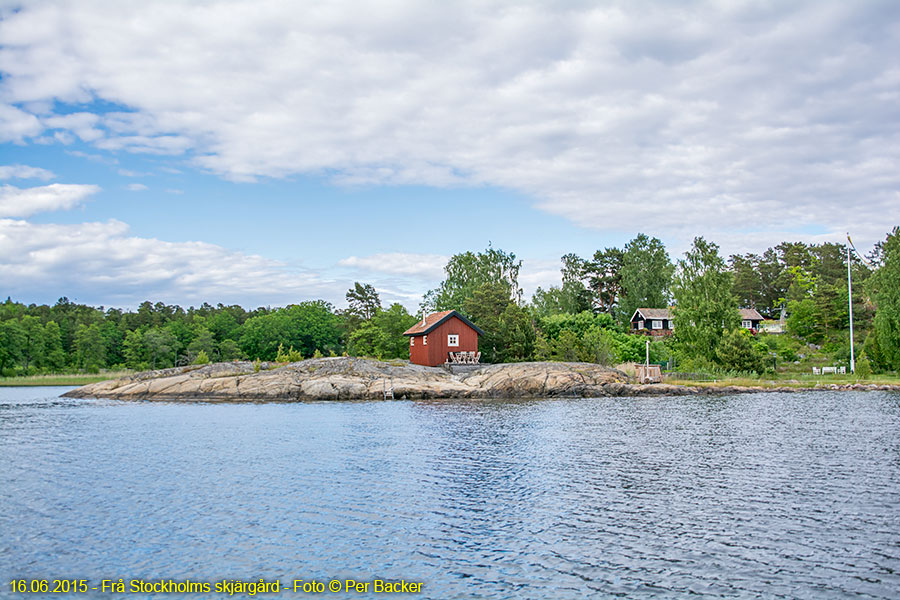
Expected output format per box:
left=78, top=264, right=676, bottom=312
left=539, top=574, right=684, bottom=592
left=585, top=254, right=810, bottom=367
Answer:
left=847, top=235, right=855, bottom=374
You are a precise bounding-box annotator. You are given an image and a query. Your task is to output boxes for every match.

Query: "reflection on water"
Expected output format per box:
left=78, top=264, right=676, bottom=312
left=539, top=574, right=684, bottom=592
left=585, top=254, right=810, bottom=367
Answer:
left=1, top=387, right=899, bottom=598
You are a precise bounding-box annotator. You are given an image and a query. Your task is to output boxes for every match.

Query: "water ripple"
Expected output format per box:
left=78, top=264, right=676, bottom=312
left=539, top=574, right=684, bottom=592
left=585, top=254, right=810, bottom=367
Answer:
left=1, top=387, right=899, bottom=598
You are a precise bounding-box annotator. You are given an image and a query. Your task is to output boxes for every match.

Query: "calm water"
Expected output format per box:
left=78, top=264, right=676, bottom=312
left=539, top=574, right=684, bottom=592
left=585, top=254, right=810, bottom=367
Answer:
left=1, top=387, right=899, bottom=599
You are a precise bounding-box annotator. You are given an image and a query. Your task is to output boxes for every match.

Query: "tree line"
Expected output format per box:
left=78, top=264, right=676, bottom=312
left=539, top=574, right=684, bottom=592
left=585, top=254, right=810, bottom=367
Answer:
left=1, top=227, right=898, bottom=376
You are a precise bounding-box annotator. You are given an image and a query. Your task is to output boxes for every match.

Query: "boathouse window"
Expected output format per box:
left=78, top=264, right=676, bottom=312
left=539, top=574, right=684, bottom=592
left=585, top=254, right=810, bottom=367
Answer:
left=423, top=335, right=427, bottom=345
left=410, top=337, right=414, bottom=346
left=742, top=320, right=752, bottom=329
left=448, top=334, right=459, bottom=347
left=652, top=320, right=662, bottom=329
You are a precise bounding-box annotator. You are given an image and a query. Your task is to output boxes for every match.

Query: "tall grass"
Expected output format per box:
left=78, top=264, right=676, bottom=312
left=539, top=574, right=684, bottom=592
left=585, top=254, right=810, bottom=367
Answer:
left=0, top=371, right=131, bottom=386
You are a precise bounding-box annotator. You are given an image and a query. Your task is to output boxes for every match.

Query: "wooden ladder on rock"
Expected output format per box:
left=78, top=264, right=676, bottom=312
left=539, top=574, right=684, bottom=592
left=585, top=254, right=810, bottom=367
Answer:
left=383, top=378, right=394, bottom=400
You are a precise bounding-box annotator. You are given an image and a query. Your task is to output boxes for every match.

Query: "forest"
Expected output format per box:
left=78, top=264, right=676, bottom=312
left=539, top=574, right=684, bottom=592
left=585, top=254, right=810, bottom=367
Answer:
left=1, top=227, right=899, bottom=377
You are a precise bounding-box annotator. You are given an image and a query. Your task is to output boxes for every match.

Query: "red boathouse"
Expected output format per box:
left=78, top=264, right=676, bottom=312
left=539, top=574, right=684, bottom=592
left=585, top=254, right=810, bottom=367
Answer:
left=403, top=310, right=484, bottom=367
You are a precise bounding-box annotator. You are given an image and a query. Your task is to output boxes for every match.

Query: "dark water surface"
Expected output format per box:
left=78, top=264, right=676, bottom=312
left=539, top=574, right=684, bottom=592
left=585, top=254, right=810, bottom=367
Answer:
left=1, top=387, right=899, bottom=599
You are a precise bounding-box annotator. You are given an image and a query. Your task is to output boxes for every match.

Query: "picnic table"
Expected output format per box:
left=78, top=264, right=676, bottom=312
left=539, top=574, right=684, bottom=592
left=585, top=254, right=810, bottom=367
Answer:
left=448, top=351, right=480, bottom=365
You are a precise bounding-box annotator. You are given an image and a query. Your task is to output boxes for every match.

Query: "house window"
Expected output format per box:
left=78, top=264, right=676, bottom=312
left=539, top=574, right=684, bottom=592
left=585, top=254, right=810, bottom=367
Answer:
left=637, top=320, right=644, bottom=329
left=668, top=321, right=674, bottom=330
left=410, top=337, right=414, bottom=346
left=652, top=320, right=662, bottom=329
left=448, top=334, right=459, bottom=347
left=742, top=320, right=752, bottom=329
left=423, top=335, right=427, bottom=345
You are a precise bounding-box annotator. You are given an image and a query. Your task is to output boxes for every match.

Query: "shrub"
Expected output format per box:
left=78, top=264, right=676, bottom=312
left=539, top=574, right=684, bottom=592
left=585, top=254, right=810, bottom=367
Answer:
left=673, top=355, right=719, bottom=375
left=760, top=333, right=800, bottom=362
left=855, top=356, right=872, bottom=379
left=715, top=328, right=767, bottom=374
left=276, top=343, right=303, bottom=362
left=863, top=331, right=888, bottom=373
left=192, top=350, right=210, bottom=365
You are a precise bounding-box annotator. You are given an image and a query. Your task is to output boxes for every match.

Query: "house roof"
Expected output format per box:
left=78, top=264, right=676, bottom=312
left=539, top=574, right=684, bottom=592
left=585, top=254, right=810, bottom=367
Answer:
left=632, top=308, right=671, bottom=321
left=633, top=307, right=764, bottom=322
left=739, top=308, right=764, bottom=321
left=403, top=310, right=485, bottom=337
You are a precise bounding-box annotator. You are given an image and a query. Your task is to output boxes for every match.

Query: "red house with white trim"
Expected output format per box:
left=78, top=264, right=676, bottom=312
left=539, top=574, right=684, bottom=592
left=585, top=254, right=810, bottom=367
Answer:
left=403, top=310, right=484, bottom=367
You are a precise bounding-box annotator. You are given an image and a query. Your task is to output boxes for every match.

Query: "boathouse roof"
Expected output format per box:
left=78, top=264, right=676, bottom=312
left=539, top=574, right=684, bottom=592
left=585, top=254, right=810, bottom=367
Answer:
left=403, top=310, right=485, bottom=337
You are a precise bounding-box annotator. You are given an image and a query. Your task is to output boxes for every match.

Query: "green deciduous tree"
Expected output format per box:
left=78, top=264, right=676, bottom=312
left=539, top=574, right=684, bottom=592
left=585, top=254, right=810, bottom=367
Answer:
left=619, top=233, right=674, bottom=326
left=424, top=245, right=522, bottom=315
left=206, top=310, right=241, bottom=343
left=122, top=330, right=147, bottom=370
left=559, top=253, right=594, bottom=314
left=143, top=328, right=177, bottom=369
left=786, top=298, right=821, bottom=342
left=20, top=315, right=45, bottom=370
left=240, top=301, right=341, bottom=360
left=74, top=323, right=106, bottom=372
left=240, top=312, right=292, bottom=361
left=672, top=237, right=739, bottom=362
left=869, top=226, right=900, bottom=370
left=218, top=339, right=243, bottom=361
left=0, top=319, right=26, bottom=373
left=531, top=254, right=594, bottom=316
left=533, top=310, right=663, bottom=365
left=43, top=321, right=66, bottom=370
left=187, top=327, right=217, bottom=362
left=463, top=281, right=535, bottom=363
left=347, top=303, right=418, bottom=359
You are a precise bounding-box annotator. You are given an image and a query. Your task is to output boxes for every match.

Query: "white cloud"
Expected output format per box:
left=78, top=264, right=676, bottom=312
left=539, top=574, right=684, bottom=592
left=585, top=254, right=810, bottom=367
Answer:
left=0, top=217, right=342, bottom=307
left=0, top=103, right=42, bottom=142
left=42, top=112, right=103, bottom=142
left=118, top=168, right=148, bottom=177
left=0, top=164, right=55, bottom=180
left=65, top=150, right=117, bottom=165
left=339, top=252, right=448, bottom=279
left=0, top=183, right=100, bottom=217
left=125, top=183, right=147, bottom=191
left=0, top=1, right=898, bottom=237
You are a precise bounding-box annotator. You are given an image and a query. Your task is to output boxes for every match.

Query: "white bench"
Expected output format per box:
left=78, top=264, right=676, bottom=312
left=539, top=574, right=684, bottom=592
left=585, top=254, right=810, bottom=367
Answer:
left=816, top=366, right=846, bottom=375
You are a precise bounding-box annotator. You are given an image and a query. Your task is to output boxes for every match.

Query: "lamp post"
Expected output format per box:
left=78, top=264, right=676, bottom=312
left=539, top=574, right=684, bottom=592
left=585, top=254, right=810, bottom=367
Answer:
left=847, top=236, right=855, bottom=374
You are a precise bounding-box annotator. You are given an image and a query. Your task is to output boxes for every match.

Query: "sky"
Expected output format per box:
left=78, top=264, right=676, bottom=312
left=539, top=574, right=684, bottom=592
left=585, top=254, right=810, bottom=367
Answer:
left=1, top=0, right=899, bottom=311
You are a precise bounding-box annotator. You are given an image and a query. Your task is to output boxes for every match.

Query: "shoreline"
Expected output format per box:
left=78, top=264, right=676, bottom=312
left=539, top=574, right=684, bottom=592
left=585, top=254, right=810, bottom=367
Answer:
left=59, top=357, right=900, bottom=402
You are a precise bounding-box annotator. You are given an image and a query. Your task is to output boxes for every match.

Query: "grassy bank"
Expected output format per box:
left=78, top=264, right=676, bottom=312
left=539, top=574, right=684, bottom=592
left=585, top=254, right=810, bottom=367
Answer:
left=0, top=371, right=132, bottom=386
left=665, top=372, right=900, bottom=389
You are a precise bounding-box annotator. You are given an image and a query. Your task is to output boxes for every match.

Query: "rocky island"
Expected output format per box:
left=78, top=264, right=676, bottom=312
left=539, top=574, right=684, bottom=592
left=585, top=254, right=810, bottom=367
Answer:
left=63, top=357, right=679, bottom=401
left=62, top=357, right=899, bottom=402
